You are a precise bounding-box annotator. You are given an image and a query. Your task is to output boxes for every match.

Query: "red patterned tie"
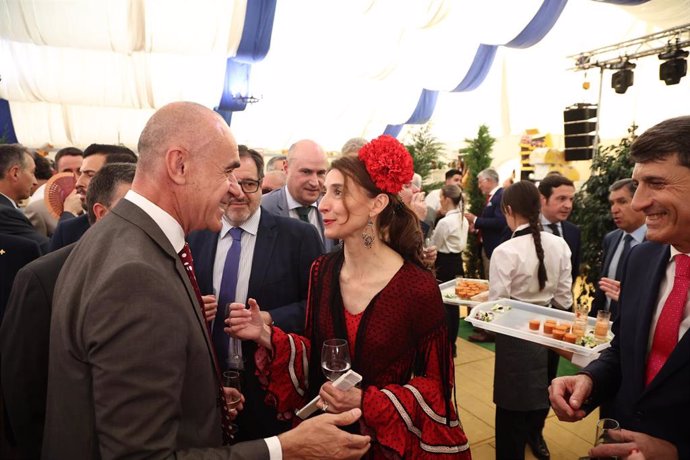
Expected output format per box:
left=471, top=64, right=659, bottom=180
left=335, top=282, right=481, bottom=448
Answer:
left=645, top=254, right=690, bottom=385
left=179, top=243, right=235, bottom=444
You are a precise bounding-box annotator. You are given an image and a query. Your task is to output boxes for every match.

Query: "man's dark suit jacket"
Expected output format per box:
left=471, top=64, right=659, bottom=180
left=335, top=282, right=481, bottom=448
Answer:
left=187, top=208, right=323, bottom=440
left=590, top=228, right=629, bottom=319
left=583, top=242, right=690, bottom=459
left=0, top=243, right=74, bottom=459
left=261, top=186, right=335, bottom=252
left=43, top=199, right=268, bottom=459
left=475, top=187, right=508, bottom=258
left=0, top=195, right=49, bottom=254
left=0, top=234, right=41, bottom=322
left=561, top=220, right=581, bottom=283
left=49, top=213, right=90, bottom=252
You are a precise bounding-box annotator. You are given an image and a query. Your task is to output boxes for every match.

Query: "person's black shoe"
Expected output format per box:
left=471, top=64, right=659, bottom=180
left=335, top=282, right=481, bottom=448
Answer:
left=528, top=435, right=550, bottom=460
left=468, top=331, right=495, bottom=343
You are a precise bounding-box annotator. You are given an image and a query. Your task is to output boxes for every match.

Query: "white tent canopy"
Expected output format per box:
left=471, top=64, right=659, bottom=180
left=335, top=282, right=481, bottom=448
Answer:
left=1, top=0, right=689, bottom=161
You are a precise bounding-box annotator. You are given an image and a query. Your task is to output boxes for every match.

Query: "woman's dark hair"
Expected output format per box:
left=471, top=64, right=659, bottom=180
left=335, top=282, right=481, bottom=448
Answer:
left=501, top=181, right=547, bottom=290
left=329, top=155, right=424, bottom=267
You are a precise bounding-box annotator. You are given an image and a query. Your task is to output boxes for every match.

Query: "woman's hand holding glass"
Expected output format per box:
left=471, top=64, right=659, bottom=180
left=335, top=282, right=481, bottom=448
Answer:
left=319, top=381, right=362, bottom=414
left=224, top=298, right=273, bottom=350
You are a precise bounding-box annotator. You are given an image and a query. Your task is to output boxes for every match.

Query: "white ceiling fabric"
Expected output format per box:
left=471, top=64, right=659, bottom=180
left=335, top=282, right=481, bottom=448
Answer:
left=0, top=0, right=689, bottom=154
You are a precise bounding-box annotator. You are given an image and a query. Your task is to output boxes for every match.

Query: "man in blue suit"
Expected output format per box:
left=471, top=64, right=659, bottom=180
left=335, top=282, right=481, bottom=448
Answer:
left=550, top=115, right=690, bottom=460
left=464, top=168, right=509, bottom=344
left=261, top=139, right=336, bottom=252
left=0, top=145, right=50, bottom=254
left=464, top=167, right=508, bottom=277
left=590, top=178, right=646, bottom=320
left=538, top=173, right=581, bottom=284
left=188, top=146, right=323, bottom=441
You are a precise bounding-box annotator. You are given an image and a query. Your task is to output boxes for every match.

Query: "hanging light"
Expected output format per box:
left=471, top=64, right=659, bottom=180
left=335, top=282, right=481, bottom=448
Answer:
left=658, top=46, right=689, bottom=86
left=610, top=59, right=636, bottom=94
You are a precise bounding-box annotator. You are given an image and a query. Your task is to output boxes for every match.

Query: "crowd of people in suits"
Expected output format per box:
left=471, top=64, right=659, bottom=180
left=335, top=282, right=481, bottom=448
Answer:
left=0, top=107, right=688, bottom=460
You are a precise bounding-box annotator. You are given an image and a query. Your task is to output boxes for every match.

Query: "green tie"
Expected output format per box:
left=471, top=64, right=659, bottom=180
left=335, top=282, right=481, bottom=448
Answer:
left=296, top=206, right=311, bottom=223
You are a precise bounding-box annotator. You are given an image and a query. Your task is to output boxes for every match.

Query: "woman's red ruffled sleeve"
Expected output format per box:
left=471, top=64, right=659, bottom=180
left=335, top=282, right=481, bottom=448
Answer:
left=255, top=326, right=312, bottom=421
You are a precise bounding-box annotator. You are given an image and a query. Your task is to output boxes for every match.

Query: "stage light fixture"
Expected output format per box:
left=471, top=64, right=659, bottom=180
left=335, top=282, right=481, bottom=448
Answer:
left=610, top=60, right=636, bottom=94
left=658, top=48, right=689, bottom=85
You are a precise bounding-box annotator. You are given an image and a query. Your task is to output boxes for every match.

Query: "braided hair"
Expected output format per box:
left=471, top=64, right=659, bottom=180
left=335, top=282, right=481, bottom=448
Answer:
left=501, top=181, right=547, bottom=290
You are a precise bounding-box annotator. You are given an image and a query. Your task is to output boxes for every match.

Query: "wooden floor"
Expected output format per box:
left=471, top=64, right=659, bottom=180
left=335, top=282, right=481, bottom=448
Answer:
left=454, top=336, right=599, bottom=459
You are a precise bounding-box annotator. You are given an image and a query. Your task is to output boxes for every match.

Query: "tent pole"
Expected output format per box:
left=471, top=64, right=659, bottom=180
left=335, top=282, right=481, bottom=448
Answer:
left=594, top=66, right=604, bottom=159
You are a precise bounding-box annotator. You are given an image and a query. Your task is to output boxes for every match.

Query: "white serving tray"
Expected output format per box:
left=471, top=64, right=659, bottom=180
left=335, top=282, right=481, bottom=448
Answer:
left=464, top=298, right=613, bottom=356
left=439, top=278, right=489, bottom=306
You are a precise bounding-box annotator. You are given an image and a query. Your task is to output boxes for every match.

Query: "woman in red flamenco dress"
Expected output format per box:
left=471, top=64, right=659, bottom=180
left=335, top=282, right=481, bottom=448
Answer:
left=228, top=136, right=471, bottom=459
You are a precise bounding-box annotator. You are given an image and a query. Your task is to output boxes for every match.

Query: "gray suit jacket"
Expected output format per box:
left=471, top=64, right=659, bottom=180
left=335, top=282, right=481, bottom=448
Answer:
left=24, top=198, right=58, bottom=237
left=43, top=199, right=268, bottom=459
left=261, top=186, right=335, bottom=252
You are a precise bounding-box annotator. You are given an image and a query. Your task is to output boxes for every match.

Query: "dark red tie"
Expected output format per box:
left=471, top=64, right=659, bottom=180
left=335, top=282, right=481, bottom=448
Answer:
left=179, top=243, right=235, bottom=444
left=645, top=254, right=690, bottom=385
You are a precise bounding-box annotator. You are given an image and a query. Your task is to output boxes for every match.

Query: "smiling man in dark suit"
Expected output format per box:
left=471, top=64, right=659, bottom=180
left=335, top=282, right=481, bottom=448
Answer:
left=43, top=102, right=369, bottom=459
left=590, top=178, right=646, bottom=320
left=188, top=145, right=322, bottom=441
left=550, top=115, right=690, bottom=460
left=261, top=139, right=336, bottom=252
left=0, top=144, right=50, bottom=254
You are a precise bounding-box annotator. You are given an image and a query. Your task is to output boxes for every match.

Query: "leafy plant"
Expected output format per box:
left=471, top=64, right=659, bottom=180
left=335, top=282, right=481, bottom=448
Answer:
left=405, top=124, right=444, bottom=181
left=570, top=125, right=637, bottom=303
left=461, top=125, right=496, bottom=278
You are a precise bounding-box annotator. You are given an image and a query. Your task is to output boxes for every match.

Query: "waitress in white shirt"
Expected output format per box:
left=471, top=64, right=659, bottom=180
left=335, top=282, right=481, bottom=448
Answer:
left=431, top=184, right=469, bottom=282
left=489, top=181, right=572, bottom=460
left=431, top=184, right=469, bottom=357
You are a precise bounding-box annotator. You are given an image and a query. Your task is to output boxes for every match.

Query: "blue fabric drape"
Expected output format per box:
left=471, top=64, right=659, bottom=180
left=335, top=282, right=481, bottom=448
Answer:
left=452, top=44, right=498, bottom=92
left=216, top=0, right=277, bottom=124
left=235, top=0, right=277, bottom=62
left=0, top=99, right=18, bottom=144
left=384, top=0, right=568, bottom=138
left=505, top=0, right=568, bottom=48
left=595, top=0, right=648, bottom=4
left=384, top=89, right=439, bottom=138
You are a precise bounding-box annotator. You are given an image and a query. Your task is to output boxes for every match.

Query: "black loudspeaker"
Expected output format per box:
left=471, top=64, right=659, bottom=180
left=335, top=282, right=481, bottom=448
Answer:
left=611, top=69, right=634, bottom=94
left=660, top=58, right=687, bottom=85
left=563, top=104, right=597, bottom=161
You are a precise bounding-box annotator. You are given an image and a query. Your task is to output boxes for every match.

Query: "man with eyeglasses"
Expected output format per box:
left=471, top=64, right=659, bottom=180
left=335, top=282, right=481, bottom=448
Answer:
left=187, top=145, right=323, bottom=441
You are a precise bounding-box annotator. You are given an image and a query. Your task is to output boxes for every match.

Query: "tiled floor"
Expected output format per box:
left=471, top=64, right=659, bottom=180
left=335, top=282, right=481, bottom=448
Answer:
left=454, top=336, right=600, bottom=459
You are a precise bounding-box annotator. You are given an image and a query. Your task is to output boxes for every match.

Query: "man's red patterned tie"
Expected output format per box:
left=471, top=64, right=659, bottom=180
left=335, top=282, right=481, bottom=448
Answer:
left=179, top=242, right=235, bottom=444
left=645, top=254, right=690, bottom=385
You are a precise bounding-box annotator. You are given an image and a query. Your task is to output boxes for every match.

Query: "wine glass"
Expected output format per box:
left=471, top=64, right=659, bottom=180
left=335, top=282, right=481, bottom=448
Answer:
left=321, top=339, right=351, bottom=382
left=222, top=370, right=242, bottom=434
left=223, top=302, right=245, bottom=371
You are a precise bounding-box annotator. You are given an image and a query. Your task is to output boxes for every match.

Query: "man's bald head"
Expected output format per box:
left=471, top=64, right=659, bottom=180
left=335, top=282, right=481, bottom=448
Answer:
left=133, top=102, right=241, bottom=234
left=137, top=102, right=229, bottom=173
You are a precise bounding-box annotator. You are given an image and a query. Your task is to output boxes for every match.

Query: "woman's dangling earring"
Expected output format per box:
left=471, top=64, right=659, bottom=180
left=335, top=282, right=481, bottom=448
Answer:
left=362, top=219, right=374, bottom=249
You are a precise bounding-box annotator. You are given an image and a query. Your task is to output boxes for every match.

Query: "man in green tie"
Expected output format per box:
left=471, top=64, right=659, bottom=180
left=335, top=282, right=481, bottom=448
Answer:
left=262, top=139, right=334, bottom=251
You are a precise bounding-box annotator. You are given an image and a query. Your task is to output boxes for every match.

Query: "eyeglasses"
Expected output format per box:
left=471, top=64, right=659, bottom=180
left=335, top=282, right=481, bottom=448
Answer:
left=238, top=179, right=261, bottom=194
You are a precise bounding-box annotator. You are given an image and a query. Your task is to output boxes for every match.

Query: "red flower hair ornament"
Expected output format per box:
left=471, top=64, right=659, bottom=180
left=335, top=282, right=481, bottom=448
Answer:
left=358, top=135, right=414, bottom=194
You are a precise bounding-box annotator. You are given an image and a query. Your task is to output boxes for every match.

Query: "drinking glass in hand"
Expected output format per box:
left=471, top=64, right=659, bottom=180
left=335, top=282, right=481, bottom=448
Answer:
left=591, top=418, right=621, bottom=460
left=321, top=339, right=351, bottom=382
left=222, top=370, right=242, bottom=408
left=222, top=370, right=242, bottom=435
